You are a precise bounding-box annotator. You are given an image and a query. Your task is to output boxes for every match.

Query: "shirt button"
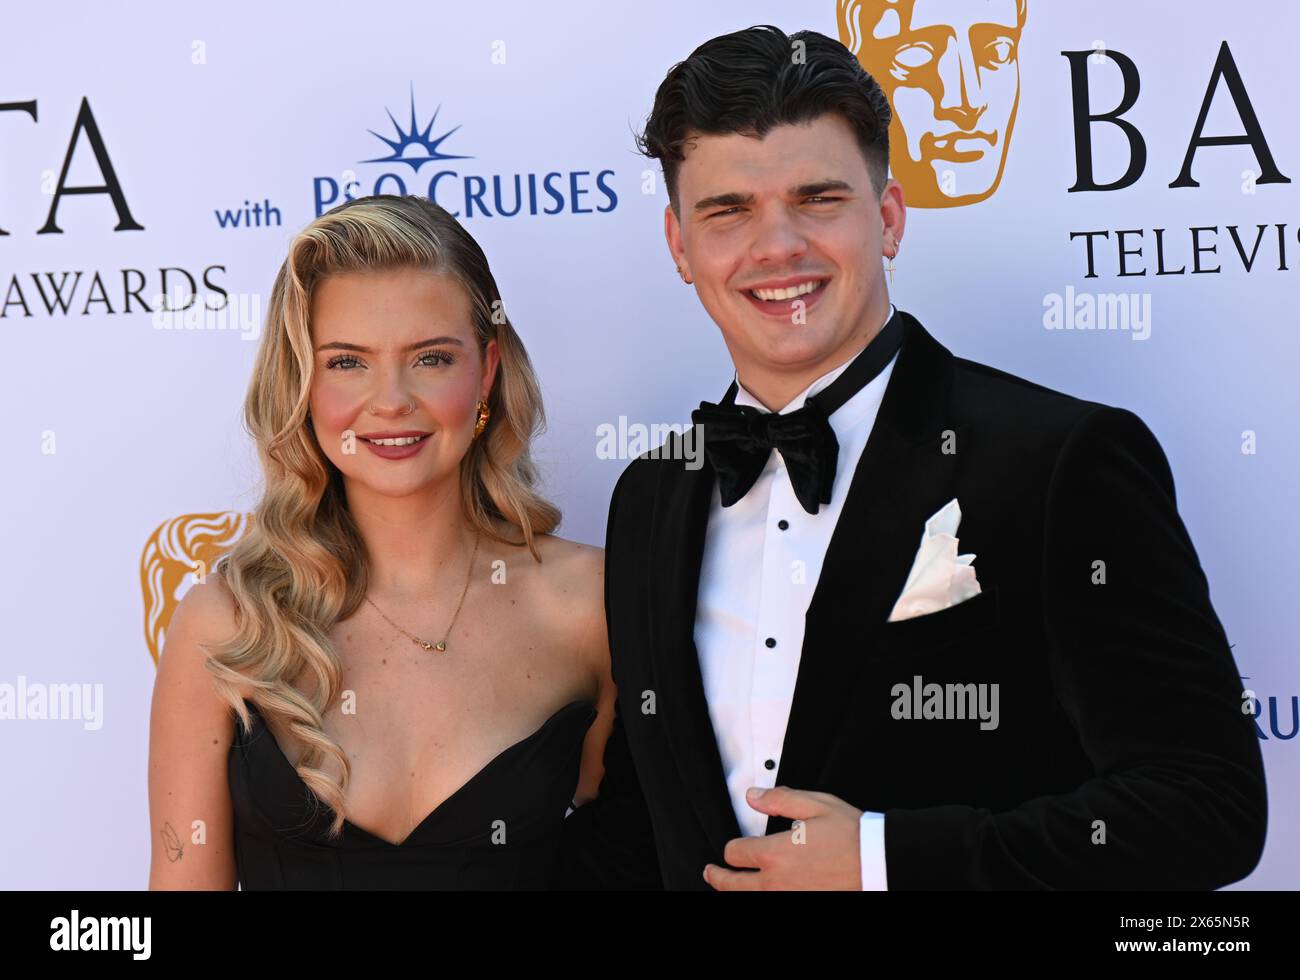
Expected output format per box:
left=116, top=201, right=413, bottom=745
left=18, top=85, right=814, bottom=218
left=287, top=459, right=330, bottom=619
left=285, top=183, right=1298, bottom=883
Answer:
left=764, top=759, right=776, bottom=770
left=765, top=637, right=776, bottom=648
left=777, top=519, right=789, bottom=530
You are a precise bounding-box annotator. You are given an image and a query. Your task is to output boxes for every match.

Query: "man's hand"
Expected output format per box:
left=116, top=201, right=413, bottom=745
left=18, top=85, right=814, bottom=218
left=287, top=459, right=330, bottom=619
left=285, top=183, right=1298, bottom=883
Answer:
left=703, top=786, right=863, bottom=890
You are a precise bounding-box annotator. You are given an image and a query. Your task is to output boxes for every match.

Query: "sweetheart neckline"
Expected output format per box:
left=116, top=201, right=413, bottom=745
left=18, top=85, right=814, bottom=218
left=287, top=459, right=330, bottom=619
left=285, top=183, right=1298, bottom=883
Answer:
left=238, top=697, right=597, bottom=847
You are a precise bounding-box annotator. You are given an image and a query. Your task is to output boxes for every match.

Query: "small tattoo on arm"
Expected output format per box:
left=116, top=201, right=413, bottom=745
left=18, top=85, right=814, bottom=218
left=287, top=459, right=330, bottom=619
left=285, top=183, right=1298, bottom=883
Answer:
left=161, top=821, right=184, bottom=862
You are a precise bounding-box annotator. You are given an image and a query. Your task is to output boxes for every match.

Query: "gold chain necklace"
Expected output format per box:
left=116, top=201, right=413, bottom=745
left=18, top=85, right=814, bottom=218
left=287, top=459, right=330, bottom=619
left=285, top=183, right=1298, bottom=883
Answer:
left=364, top=531, right=480, bottom=653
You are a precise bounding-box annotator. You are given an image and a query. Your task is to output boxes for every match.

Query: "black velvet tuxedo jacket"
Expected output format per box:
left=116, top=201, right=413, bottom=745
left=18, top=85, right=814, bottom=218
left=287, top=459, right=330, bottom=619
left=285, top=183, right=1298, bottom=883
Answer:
left=558, top=310, right=1266, bottom=890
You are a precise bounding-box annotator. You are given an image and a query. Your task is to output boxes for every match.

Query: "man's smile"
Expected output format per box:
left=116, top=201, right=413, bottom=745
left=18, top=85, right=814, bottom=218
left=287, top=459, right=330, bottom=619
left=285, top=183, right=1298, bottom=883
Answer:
left=739, top=276, right=831, bottom=317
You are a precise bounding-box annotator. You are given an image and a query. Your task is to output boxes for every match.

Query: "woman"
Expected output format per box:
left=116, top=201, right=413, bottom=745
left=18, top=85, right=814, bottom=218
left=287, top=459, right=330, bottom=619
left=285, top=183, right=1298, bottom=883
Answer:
left=148, top=194, right=615, bottom=889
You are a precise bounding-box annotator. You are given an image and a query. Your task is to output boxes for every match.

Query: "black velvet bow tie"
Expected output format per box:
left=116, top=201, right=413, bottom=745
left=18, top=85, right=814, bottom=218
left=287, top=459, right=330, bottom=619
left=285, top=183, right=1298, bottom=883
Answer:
left=691, top=310, right=906, bottom=514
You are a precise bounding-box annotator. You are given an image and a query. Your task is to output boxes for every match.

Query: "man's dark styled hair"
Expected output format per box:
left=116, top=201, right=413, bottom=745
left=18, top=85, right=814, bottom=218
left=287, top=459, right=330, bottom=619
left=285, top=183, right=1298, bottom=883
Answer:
left=636, top=25, right=892, bottom=215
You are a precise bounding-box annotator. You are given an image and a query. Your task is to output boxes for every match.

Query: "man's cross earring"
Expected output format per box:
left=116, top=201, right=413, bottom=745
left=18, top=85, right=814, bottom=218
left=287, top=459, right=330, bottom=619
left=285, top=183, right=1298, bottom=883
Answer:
left=885, top=238, right=901, bottom=285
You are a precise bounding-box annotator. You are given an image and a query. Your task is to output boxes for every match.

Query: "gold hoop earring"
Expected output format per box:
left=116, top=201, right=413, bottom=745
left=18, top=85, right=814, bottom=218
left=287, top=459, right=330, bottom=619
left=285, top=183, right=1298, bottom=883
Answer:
left=473, top=399, right=491, bottom=439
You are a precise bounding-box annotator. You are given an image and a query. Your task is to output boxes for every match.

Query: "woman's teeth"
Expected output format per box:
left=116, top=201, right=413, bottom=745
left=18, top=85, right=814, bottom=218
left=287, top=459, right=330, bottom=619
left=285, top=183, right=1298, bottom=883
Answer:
left=364, top=435, right=426, bottom=446
left=750, top=280, right=824, bottom=301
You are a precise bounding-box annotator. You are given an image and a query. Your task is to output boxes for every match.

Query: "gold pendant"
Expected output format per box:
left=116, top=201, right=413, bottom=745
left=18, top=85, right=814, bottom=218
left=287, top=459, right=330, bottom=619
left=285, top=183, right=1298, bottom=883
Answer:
left=435, top=641, right=447, bottom=652
left=419, top=640, right=433, bottom=651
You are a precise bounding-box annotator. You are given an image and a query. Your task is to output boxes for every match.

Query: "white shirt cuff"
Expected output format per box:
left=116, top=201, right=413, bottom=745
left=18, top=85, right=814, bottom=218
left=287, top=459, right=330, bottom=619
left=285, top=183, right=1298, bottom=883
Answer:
left=858, top=811, right=887, bottom=890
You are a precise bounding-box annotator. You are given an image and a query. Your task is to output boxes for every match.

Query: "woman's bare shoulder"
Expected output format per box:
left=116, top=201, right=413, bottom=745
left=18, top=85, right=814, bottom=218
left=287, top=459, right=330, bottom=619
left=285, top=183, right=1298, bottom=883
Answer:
left=168, top=567, right=241, bottom=650
left=516, top=533, right=607, bottom=668
left=478, top=522, right=605, bottom=628
left=480, top=519, right=600, bottom=581
left=531, top=533, right=604, bottom=592
left=156, top=567, right=254, bottom=698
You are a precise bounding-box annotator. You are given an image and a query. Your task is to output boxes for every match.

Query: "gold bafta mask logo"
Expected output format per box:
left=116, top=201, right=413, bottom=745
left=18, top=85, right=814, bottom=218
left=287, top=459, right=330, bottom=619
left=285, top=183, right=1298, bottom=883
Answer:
left=140, top=511, right=250, bottom=665
left=837, top=0, right=1027, bottom=207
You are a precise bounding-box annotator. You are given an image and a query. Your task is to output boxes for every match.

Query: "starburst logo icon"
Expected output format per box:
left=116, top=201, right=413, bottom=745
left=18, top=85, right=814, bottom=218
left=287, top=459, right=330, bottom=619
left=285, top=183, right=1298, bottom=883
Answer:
left=362, top=85, right=473, bottom=172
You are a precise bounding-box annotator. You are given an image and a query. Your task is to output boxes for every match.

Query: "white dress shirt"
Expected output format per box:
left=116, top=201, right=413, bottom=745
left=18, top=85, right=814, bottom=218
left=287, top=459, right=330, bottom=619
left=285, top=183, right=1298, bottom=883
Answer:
left=694, top=305, right=898, bottom=890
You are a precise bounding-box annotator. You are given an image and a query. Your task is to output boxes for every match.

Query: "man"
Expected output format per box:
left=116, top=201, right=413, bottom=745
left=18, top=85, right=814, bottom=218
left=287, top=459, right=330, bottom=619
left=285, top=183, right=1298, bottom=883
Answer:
left=559, top=25, right=1265, bottom=890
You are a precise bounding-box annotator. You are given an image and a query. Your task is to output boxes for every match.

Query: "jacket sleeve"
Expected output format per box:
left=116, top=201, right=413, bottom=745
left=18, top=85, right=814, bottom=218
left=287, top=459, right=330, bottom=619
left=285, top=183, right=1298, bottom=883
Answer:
left=882, top=405, right=1267, bottom=889
left=554, top=462, right=664, bottom=890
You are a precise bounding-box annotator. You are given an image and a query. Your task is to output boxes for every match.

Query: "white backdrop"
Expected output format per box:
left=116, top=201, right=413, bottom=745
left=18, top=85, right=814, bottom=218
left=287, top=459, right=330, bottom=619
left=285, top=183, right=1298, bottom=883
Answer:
left=0, top=0, right=1295, bottom=888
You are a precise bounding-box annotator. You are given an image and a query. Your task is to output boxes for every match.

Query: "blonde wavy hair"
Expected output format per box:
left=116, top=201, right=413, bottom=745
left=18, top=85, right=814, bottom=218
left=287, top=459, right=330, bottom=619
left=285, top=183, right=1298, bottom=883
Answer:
left=204, top=194, right=560, bottom=838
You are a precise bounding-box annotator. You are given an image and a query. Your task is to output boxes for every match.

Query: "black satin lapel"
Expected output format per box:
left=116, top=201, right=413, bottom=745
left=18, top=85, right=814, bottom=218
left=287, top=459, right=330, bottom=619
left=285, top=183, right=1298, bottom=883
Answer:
left=767, top=313, right=966, bottom=834
left=645, top=439, right=744, bottom=854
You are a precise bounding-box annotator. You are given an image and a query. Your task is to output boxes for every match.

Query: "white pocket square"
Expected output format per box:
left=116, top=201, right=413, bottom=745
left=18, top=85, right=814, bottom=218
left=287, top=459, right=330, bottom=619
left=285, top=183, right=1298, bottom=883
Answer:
left=887, top=497, right=982, bottom=622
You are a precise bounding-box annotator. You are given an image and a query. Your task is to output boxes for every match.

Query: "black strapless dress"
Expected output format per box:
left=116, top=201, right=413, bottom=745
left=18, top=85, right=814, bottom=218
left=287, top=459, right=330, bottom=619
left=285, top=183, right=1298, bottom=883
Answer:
left=227, top=698, right=597, bottom=889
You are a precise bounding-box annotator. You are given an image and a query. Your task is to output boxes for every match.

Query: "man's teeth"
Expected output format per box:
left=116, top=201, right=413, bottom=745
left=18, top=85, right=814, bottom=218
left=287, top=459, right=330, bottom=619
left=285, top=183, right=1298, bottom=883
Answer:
left=750, top=280, right=824, bottom=302
left=365, top=435, right=425, bottom=446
